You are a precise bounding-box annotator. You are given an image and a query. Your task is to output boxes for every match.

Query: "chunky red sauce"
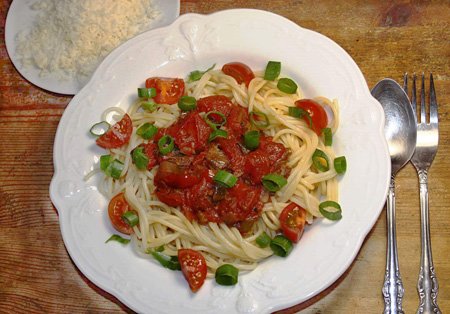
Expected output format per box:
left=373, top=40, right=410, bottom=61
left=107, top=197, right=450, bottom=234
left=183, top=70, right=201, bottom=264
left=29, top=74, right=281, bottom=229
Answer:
left=150, top=95, right=288, bottom=232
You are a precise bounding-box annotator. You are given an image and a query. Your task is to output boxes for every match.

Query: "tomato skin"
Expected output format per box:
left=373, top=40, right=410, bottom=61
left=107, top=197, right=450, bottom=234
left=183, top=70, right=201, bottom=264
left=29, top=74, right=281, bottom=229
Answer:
left=222, top=62, right=255, bottom=87
left=145, top=77, right=185, bottom=104
left=108, top=193, right=135, bottom=235
left=142, top=142, right=158, bottom=170
left=279, top=203, right=307, bottom=243
left=155, top=161, right=202, bottom=189
left=178, top=249, right=207, bottom=292
left=295, top=99, right=328, bottom=135
left=96, top=114, right=132, bottom=149
left=197, top=95, right=233, bottom=116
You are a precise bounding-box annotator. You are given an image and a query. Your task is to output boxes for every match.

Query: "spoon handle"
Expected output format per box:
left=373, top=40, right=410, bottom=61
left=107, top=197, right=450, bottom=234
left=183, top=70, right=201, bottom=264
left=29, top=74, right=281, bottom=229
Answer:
left=417, top=170, right=441, bottom=314
left=382, top=177, right=404, bottom=314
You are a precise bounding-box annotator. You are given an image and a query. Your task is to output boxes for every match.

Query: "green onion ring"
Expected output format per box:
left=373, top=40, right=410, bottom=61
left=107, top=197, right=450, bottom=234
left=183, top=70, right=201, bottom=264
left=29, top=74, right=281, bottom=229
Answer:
left=214, top=170, right=237, bottom=188
left=208, top=129, right=228, bottom=142
left=105, top=234, right=130, bottom=244
left=255, top=232, right=271, bottom=248
left=178, top=96, right=197, bottom=112
left=270, top=235, right=293, bottom=257
left=264, top=61, right=281, bottom=81
left=137, top=87, right=156, bottom=98
left=312, top=149, right=330, bottom=172
left=243, top=130, right=260, bottom=150
left=319, top=200, right=343, bottom=221
left=204, top=111, right=227, bottom=129
left=277, top=78, right=298, bottom=94
left=261, top=173, right=287, bottom=192
left=334, top=156, right=347, bottom=174
left=158, top=135, right=175, bottom=155
left=215, top=264, right=239, bottom=286
left=89, top=121, right=110, bottom=137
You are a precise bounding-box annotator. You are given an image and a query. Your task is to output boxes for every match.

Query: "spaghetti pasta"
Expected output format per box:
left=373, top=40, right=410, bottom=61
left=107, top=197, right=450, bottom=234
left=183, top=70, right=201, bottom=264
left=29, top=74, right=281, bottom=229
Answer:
left=90, top=62, right=344, bottom=287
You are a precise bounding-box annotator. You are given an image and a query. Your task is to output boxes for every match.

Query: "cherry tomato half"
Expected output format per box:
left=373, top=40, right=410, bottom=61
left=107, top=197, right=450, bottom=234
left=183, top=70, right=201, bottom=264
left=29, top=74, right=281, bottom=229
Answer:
left=96, top=114, right=133, bottom=149
left=295, top=99, right=328, bottom=135
left=178, top=249, right=207, bottom=292
left=222, top=62, right=255, bottom=87
left=279, top=202, right=307, bottom=243
left=108, top=193, right=135, bottom=235
left=145, top=77, right=185, bottom=104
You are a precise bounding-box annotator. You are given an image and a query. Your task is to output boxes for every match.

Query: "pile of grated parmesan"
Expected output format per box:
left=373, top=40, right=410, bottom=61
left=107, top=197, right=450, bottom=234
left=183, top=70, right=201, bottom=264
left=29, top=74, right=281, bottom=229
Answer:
left=15, top=0, right=161, bottom=86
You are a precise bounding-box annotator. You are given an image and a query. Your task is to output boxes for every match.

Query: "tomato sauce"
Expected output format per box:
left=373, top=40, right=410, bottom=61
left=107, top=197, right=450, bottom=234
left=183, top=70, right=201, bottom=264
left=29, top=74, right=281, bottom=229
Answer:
left=151, top=95, right=288, bottom=232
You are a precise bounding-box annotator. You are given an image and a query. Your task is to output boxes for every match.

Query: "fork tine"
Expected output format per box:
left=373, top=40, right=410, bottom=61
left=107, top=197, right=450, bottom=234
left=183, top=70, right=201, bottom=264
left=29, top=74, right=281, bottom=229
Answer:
left=420, top=73, right=426, bottom=123
left=429, top=73, right=438, bottom=124
left=411, top=74, right=417, bottom=119
left=403, top=73, right=408, bottom=95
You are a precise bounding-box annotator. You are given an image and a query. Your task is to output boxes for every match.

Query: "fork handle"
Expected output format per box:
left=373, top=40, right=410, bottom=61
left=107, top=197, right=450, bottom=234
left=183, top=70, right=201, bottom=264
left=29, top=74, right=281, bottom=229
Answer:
left=417, top=170, right=441, bottom=314
left=382, top=177, right=404, bottom=314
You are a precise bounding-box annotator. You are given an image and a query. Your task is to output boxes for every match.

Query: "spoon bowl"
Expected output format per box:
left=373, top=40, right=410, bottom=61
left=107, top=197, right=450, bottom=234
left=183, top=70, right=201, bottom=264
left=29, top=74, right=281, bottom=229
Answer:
left=372, top=79, right=417, bottom=174
left=371, top=78, right=417, bottom=314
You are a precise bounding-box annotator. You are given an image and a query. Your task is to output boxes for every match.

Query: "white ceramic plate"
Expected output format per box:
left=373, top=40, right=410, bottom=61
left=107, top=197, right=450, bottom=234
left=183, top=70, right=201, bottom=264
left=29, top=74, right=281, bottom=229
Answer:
left=4, top=0, right=180, bottom=95
left=50, top=9, right=390, bottom=314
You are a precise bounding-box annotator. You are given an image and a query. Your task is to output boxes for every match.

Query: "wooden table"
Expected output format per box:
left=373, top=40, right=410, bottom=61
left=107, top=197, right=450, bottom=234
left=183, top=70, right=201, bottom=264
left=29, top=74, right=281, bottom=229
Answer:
left=1, top=0, right=449, bottom=313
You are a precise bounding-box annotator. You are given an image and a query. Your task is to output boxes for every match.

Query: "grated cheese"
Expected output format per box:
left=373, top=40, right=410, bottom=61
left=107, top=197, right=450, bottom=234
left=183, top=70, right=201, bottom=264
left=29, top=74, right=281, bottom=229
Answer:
left=15, top=0, right=161, bottom=86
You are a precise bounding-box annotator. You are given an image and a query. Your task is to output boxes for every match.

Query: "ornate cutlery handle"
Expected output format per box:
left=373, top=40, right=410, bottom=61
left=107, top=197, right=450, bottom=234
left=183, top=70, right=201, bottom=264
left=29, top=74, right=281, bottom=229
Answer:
left=417, top=170, right=440, bottom=314
left=382, top=177, right=404, bottom=314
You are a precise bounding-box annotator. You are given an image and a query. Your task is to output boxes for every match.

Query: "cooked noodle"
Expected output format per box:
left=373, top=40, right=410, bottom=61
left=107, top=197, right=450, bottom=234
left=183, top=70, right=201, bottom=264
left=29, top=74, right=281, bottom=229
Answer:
left=92, top=69, right=340, bottom=276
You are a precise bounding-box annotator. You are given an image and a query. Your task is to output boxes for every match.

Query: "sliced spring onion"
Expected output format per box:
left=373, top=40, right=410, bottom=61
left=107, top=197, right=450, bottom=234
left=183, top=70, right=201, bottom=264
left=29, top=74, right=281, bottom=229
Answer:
left=100, top=155, right=113, bottom=171
left=244, top=130, right=260, bottom=150
left=89, top=121, right=110, bottom=136
left=137, top=87, right=156, bottom=98
left=319, top=200, right=342, bottom=221
left=141, top=101, right=157, bottom=112
left=158, top=135, right=175, bottom=155
left=288, top=106, right=302, bottom=118
left=215, top=264, right=239, bottom=286
left=214, top=170, right=237, bottom=188
left=288, top=107, right=312, bottom=126
left=178, top=96, right=197, bottom=111
left=249, top=111, right=269, bottom=130
left=105, top=234, right=130, bottom=244
left=264, top=61, right=281, bottom=81
left=334, top=156, right=347, bottom=174
left=323, top=128, right=333, bottom=146
left=277, top=78, right=298, bottom=94
left=261, top=173, right=287, bottom=192
left=136, top=123, right=158, bottom=139
left=188, top=63, right=215, bottom=82
left=131, top=146, right=149, bottom=170
left=150, top=251, right=181, bottom=271
left=312, top=149, right=330, bottom=172
left=270, top=235, right=293, bottom=257
left=255, top=232, right=271, bottom=248
left=100, top=155, right=124, bottom=179
left=122, top=211, right=139, bottom=227
left=208, top=129, right=228, bottom=142
left=204, top=111, right=227, bottom=129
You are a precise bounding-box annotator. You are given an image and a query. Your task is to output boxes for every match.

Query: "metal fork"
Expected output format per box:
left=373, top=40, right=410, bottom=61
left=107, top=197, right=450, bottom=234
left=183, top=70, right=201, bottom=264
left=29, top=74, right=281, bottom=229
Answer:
left=403, top=73, right=440, bottom=314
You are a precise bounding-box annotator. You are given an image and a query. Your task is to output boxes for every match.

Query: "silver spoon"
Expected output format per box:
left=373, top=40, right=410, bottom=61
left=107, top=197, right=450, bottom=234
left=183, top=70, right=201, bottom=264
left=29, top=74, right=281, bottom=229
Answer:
left=371, top=79, right=417, bottom=314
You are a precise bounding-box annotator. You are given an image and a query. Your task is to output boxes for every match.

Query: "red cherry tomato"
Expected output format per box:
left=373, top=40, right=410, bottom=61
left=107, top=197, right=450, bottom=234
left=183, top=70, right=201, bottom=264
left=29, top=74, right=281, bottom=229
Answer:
left=96, top=114, right=132, bottom=149
left=108, top=193, right=135, bottom=235
left=279, top=202, right=307, bottom=243
left=178, top=249, right=207, bottom=292
left=145, top=77, right=185, bottom=104
left=222, top=62, right=255, bottom=87
left=295, top=99, right=328, bottom=135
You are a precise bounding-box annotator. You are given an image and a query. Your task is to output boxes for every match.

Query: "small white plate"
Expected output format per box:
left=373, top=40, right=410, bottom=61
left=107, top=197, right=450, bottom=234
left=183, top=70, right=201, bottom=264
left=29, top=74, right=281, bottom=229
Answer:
left=4, top=0, right=180, bottom=95
left=50, top=9, right=390, bottom=314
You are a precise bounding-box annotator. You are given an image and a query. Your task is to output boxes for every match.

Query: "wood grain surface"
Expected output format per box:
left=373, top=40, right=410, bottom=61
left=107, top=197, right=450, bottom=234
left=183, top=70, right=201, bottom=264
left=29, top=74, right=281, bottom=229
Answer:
left=1, top=0, right=449, bottom=313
